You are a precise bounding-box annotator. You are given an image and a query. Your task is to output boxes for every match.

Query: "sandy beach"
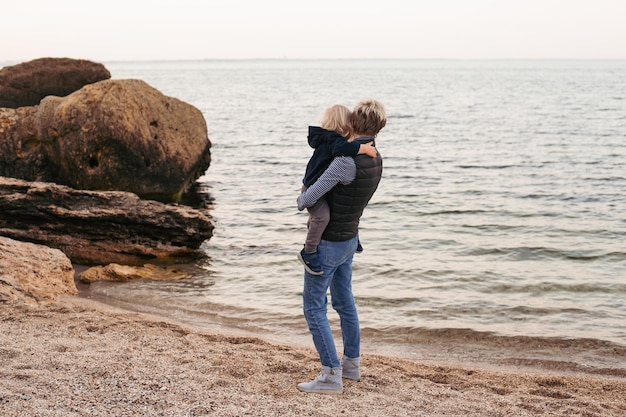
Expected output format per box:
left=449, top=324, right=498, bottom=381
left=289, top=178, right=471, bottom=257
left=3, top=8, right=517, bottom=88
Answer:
left=0, top=297, right=624, bottom=417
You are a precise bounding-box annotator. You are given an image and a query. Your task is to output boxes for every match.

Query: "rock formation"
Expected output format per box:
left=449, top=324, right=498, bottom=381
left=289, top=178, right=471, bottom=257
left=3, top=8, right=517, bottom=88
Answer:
left=0, top=58, right=215, bottom=290
left=0, top=176, right=214, bottom=265
left=0, top=236, right=77, bottom=305
left=0, top=78, right=211, bottom=202
left=79, top=263, right=191, bottom=284
left=0, top=57, right=110, bottom=108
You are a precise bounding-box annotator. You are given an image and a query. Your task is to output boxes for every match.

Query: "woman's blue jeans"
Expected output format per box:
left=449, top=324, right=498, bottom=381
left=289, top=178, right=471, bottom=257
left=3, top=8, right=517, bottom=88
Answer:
left=302, top=236, right=360, bottom=368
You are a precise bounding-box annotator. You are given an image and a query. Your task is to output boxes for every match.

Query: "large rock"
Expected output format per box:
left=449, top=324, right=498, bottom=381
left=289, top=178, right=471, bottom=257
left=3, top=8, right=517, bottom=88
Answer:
left=0, top=57, right=110, bottom=108
left=0, top=79, right=211, bottom=202
left=0, top=176, right=214, bottom=265
left=0, top=236, right=77, bottom=305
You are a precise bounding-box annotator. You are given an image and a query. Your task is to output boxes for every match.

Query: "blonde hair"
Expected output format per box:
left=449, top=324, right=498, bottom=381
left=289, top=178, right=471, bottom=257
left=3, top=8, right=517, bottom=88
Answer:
left=319, top=104, right=352, bottom=138
left=350, top=99, right=387, bottom=137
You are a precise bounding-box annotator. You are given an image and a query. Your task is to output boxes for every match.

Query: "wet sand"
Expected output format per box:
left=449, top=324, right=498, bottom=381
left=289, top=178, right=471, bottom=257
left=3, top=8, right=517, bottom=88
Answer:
left=1, top=298, right=624, bottom=417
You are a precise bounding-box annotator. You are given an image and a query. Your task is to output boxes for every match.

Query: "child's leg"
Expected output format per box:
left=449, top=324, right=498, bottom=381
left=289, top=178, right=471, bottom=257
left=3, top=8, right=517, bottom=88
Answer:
left=305, top=197, right=330, bottom=253
left=356, top=238, right=363, bottom=253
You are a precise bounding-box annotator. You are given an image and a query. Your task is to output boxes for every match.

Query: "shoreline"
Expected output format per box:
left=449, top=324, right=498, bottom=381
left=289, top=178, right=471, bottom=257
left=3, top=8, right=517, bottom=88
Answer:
left=1, top=297, right=624, bottom=416
left=75, top=283, right=626, bottom=379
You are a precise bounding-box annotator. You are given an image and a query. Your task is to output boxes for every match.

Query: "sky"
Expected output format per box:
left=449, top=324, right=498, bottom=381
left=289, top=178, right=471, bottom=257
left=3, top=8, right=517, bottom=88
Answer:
left=2, top=0, right=626, bottom=62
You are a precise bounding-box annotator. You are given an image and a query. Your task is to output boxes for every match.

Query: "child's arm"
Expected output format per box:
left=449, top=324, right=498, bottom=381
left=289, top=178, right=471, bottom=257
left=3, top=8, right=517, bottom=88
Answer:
left=358, top=141, right=377, bottom=158
left=329, top=134, right=377, bottom=158
left=329, top=134, right=360, bottom=156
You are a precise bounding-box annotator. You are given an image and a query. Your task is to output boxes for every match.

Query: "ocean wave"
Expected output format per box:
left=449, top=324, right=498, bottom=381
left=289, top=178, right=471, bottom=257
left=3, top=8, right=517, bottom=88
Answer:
left=362, top=326, right=625, bottom=350
left=457, top=164, right=516, bottom=169
left=486, top=282, right=626, bottom=295
left=418, top=209, right=493, bottom=216
left=457, top=246, right=626, bottom=262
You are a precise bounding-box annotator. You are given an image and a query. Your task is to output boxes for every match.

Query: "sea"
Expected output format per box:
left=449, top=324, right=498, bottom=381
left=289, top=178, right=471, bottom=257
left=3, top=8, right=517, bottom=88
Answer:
left=75, top=59, right=625, bottom=367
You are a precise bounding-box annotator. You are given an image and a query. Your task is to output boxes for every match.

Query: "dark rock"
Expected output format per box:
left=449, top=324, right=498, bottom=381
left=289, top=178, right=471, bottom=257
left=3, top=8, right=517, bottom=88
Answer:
left=0, top=57, right=111, bottom=108
left=0, top=176, right=214, bottom=265
left=0, top=79, right=211, bottom=202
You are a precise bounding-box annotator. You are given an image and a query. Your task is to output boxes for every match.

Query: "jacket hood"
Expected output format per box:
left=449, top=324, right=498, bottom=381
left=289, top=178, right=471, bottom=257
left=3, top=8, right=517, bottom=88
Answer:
left=307, top=126, right=346, bottom=149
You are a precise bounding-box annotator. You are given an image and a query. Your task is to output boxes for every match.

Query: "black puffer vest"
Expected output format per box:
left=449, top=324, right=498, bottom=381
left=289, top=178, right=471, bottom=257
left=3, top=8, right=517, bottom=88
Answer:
left=322, top=146, right=383, bottom=242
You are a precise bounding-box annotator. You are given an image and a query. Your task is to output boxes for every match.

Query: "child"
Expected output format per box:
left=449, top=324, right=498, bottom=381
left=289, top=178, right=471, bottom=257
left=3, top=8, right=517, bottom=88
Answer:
left=298, top=104, right=377, bottom=275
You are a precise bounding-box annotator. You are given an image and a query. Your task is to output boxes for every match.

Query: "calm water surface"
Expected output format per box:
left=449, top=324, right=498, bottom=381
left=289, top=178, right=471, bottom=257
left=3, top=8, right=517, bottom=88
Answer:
left=80, top=60, right=625, bottom=358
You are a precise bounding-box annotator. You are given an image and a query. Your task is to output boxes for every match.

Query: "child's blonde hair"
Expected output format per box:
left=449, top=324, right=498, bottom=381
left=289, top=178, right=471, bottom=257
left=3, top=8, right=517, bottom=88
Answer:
left=320, top=104, right=352, bottom=138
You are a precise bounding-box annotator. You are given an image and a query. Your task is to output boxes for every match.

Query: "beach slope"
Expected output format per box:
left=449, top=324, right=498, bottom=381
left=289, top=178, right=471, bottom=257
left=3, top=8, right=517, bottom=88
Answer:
left=1, top=299, right=624, bottom=417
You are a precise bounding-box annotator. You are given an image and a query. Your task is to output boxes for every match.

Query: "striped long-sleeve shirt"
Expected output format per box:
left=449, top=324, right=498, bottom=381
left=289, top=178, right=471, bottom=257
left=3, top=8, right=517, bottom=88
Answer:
left=297, top=156, right=356, bottom=211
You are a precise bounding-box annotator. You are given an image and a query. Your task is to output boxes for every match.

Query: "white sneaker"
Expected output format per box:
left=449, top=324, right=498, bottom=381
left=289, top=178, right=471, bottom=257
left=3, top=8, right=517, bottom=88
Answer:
left=297, top=366, right=343, bottom=394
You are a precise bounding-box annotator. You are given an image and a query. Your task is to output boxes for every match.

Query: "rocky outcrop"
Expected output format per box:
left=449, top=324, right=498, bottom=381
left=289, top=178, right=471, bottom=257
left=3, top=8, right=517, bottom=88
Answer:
left=79, top=263, right=191, bottom=284
left=0, top=78, right=211, bottom=202
left=0, top=236, right=77, bottom=305
left=0, top=177, right=214, bottom=265
left=0, top=58, right=110, bottom=108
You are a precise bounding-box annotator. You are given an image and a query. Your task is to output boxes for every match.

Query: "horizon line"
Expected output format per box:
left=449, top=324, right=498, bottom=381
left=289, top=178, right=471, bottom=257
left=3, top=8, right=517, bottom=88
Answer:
left=3, top=57, right=626, bottom=66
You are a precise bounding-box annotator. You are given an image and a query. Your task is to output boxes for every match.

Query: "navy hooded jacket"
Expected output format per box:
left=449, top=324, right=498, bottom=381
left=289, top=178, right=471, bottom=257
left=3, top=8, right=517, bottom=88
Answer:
left=302, top=126, right=360, bottom=187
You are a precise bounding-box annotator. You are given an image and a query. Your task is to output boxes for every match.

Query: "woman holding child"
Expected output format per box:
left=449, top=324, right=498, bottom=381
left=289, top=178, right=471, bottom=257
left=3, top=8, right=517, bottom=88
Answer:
left=296, top=99, right=387, bottom=394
